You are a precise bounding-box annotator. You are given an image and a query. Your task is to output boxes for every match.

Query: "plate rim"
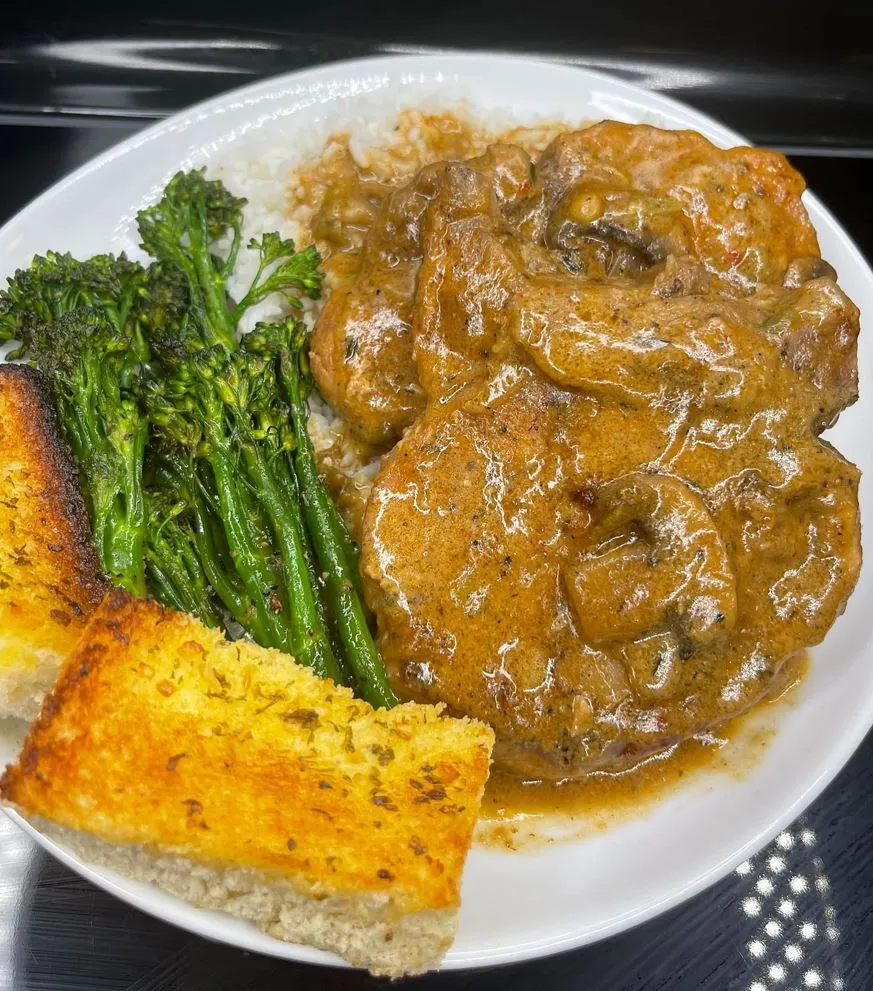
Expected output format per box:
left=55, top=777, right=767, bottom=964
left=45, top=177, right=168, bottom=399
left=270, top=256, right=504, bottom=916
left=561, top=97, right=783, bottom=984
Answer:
left=1, top=50, right=872, bottom=972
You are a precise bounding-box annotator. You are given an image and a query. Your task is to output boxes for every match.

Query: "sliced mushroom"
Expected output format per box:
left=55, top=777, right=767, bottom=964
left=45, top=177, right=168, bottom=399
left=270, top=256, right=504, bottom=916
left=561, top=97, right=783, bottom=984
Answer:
left=509, top=279, right=786, bottom=412
left=652, top=254, right=711, bottom=298
left=563, top=473, right=737, bottom=653
left=547, top=183, right=693, bottom=279
left=783, top=255, right=837, bottom=289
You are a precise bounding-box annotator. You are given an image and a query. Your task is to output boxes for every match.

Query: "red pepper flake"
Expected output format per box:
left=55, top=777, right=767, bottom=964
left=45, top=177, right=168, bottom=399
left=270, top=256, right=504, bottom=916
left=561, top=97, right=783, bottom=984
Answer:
left=166, top=753, right=187, bottom=772
left=377, top=869, right=394, bottom=881
left=286, top=838, right=297, bottom=851
left=183, top=799, right=202, bottom=815
left=49, top=609, right=71, bottom=627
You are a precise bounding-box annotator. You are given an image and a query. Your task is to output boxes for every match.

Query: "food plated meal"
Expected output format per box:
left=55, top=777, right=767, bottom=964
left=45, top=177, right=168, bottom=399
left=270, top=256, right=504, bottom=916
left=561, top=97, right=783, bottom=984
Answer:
left=0, top=56, right=869, bottom=973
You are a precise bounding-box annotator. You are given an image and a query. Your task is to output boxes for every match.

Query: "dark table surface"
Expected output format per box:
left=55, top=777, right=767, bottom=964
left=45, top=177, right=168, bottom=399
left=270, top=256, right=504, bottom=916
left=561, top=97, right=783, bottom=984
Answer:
left=1, top=24, right=873, bottom=990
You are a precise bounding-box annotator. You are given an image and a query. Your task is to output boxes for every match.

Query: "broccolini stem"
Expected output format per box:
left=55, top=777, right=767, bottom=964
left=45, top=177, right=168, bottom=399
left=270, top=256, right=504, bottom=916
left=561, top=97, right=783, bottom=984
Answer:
left=188, top=208, right=238, bottom=351
left=101, top=416, right=148, bottom=597
left=221, top=222, right=243, bottom=281
left=272, top=449, right=350, bottom=683
left=294, top=491, right=352, bottom=686
left=280, top=350, right=398, bottom=708
left=176, top=533, right=221, bottom=625
left=145, top=547, right=219, bottom=627
left=205, top=433, right=289, bottom=651
left=143, top=486, right=221, bottom=628
left=187, top=477, right=262, bottom=632
left=238, top=438, right=344, bottom=683
left=154, top=452, right=272, bottom=643
left=145, top=559, right=190, bottom=614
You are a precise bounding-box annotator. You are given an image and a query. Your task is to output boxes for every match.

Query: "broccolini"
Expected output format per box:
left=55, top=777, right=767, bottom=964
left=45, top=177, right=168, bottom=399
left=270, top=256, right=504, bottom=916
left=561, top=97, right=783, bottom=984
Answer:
left=0, top=168, right=397, bottom=707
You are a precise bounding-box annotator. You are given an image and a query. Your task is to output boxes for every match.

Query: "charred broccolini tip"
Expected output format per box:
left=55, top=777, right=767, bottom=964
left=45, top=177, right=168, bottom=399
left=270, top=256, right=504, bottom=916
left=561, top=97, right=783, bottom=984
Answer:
left=0, top=251, right=184, bottom=595
left=0, top=251, right=151, bottom=364
left=134, top=262, right=198, bottom=368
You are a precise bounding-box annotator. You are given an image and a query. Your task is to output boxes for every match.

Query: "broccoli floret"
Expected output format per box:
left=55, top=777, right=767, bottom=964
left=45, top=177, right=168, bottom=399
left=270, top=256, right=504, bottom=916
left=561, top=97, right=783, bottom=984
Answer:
left=231, top=234, right=324, bottom=321
left=136, top=169, right=246, bottom=351
left=0, top=251, right=151, bottom=364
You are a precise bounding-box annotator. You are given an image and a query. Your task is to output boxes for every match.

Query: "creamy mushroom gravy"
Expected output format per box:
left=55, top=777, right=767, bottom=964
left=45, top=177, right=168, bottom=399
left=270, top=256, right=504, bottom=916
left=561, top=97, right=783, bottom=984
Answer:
left=291, top=111, right=859, bottom=816
left=477, top=651, right=807, bottom=850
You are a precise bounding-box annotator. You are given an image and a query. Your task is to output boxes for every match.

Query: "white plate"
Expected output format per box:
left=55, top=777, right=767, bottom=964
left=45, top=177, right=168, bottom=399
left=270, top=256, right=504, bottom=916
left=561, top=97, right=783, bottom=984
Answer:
left=1, top=53, right=872, bottom=972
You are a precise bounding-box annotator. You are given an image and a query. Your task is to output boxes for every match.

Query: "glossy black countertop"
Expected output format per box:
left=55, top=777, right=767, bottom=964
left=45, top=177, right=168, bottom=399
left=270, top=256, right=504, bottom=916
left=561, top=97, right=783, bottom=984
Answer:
left=2, top=25, right=873, bottom=991
left=2, top=13, right=873, bottom=153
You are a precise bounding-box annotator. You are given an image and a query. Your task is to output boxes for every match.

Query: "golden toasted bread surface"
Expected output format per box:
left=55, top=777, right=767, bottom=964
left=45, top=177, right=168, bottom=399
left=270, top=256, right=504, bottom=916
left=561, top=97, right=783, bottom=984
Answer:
left=0, top=364, right=106, bottom=717
left=1, top=590, right=494, bottom=915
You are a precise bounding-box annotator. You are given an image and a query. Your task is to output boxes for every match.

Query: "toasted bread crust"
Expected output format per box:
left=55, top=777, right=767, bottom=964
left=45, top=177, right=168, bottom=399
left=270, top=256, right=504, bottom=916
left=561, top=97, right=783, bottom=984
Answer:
left=2, top=591, right=493, bottom=928
left=30, top=818, right=457, bottom=976
left=0, top=364, right=106, bottom=717
left=0, top=364, right=104, bottom=589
